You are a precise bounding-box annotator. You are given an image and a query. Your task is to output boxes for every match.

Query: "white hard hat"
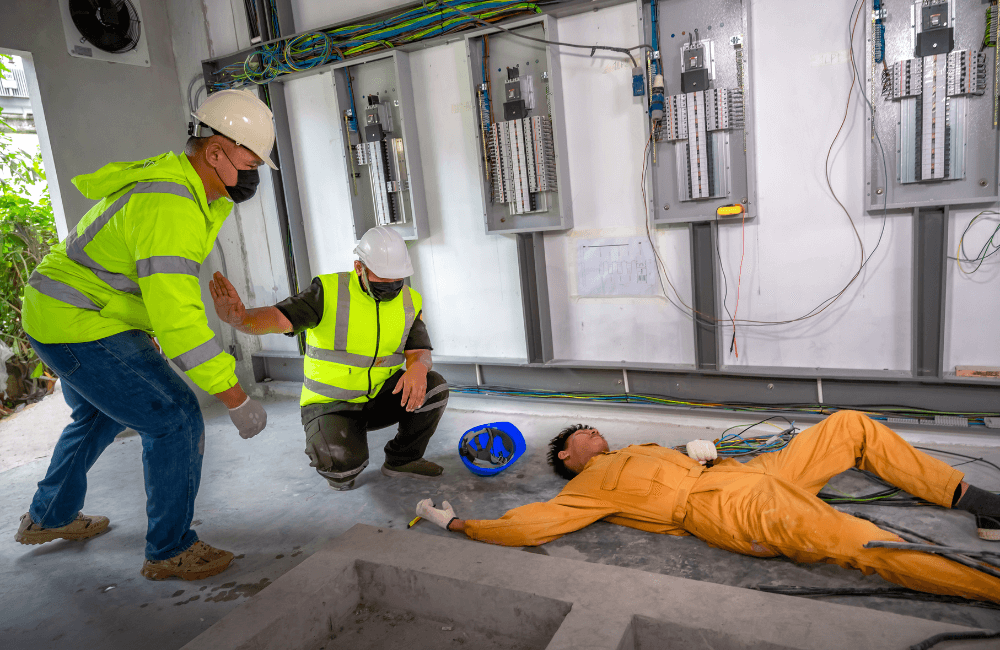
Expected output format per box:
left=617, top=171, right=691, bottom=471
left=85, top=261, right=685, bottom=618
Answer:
left=192, top=89, right=278, bottom=170
left=354, top=226, right=414, bottom=279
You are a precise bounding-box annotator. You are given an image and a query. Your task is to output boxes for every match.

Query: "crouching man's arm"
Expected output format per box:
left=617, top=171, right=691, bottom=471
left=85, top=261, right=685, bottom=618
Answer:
left=416, top=495, right=617, bottom=547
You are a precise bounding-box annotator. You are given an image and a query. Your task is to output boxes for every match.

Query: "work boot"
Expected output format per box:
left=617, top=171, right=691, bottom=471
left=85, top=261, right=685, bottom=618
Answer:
left=327, top=478, right=356, bottom=491
left=15, top=512, right=109, bottom=545
left=978, top=515, right=1000, bottom=541
left=381, top=458, right=443, bottom=479
left=140, top=541, right=234, bottom=581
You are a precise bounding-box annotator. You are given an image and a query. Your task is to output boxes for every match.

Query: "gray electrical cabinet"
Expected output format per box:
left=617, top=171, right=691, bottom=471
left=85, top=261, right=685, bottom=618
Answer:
left=331, top=51, right=428, bottom=241
left=464, top=15, right=573, bottom=234
left=637, top=0, right=758, bottom=224
left=865, top=0, right=1000, bottom=211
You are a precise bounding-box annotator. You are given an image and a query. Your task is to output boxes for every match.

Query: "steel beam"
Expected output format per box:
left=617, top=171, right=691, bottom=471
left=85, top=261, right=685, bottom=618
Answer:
left=912, top=207, right=948, bottom=377
left=516, top=233, right=554, bottom=363
left=690, top=222, right=718, bottom=370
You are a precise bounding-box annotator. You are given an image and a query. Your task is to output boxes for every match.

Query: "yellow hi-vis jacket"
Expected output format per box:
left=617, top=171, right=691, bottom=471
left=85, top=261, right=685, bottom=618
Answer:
left=301, top=271, right=421, bottom=407
left=22, top=152, right=238, bottom=394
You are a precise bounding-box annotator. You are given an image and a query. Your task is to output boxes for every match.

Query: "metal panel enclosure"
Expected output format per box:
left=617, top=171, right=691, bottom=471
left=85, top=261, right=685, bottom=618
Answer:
left=464, top=15, right=573, bottom=233
left=637, top=0, right=758, bottom=224
left=865, top=0, right=1000, bottom=211
left=330, top=51, right=429, bottom=241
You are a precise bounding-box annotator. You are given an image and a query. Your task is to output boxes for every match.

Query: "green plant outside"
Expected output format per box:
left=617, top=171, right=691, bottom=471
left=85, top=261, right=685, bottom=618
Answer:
left=0, top=54, right=58, bottom=410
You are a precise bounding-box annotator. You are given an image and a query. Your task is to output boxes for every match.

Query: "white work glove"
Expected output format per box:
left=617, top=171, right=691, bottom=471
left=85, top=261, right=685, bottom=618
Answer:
left=229, top=397, right=267, bottom=439
left=416, top=498, right=457, bottom=530
left=686, top=439, right=717, bottom=465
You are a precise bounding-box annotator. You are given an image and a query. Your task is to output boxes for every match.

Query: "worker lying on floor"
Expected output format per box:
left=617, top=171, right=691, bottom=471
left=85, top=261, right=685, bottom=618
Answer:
left=15, top=89, right=275, bottom=581
left=416, top=410, right=1000, bottom=604
left=210, top=226, right=448, bottom=490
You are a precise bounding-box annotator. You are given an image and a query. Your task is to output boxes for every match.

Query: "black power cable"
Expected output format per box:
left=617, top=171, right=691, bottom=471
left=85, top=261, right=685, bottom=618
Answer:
left=421, top=0, right=651, bottom=67
left=910, top=629, right=1000, bottom=650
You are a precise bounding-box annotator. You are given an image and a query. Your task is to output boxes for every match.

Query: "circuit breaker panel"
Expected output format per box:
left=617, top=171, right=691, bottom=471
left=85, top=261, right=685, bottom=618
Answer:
left=638, top=0, right=757, bottom=224
left=331, top=51, right=428, bottom=240
left=866, top=0, right=999, bottom=210
left=465, top=15, right=572, bottom=233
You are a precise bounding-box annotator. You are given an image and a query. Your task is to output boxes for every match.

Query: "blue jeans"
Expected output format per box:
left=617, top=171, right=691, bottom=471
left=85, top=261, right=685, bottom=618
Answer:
left=26, top=331, right=203, bottom=561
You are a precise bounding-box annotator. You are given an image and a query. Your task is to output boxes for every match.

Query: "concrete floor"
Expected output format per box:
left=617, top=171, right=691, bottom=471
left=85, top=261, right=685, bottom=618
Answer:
left=1, top=392, right=999, bottom=649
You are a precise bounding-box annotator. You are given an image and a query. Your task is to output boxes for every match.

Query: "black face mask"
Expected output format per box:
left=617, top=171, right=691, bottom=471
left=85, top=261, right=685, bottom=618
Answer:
left=215, top=147, right=260, bottom=203
left=226, top=168, right=260, bottom=203
left=368, top=279, right=404, bottom=302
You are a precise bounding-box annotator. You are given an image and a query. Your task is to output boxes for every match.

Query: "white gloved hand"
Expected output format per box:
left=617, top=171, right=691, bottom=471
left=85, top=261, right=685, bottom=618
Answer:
left=686, top=439, right=717, bottom=465
left=229, top=397, right=267, bottom=439
left=416, top=498, right=457, bottom=530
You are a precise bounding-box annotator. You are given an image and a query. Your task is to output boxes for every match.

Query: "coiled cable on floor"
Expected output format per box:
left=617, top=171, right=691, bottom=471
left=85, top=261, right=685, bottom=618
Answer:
left=909, top=629, right=1000, bottom=650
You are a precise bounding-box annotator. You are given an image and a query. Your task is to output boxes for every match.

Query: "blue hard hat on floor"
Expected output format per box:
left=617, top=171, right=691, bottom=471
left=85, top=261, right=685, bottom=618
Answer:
left=458, top=422, right=526, bottom=476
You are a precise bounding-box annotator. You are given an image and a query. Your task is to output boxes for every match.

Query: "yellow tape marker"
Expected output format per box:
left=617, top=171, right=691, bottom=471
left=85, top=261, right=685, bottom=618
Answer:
left=407, top=516, right=421, bottom=529
left=717, top=204, right=745, bottom=217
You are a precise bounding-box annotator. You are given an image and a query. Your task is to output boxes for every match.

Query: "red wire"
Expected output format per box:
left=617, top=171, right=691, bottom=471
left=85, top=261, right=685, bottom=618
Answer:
left=732, top=209, right=747, bottom=358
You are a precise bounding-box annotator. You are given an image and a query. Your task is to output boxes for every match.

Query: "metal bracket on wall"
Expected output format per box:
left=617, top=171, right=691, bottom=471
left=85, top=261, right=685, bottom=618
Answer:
left=690, top=221, right=719, bottom=369
left=516, top=233, right=554, bottom=363
left=912, top=206, right=948, bottom=378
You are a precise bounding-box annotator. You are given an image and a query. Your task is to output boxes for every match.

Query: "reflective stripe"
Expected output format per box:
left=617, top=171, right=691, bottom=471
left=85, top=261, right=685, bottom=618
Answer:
left=88, top=268, right=139, bottom=294
left=65, top=182, right=196, bottom=296
left=303, top=377, right=370, bottom=401
left=394, top=289, right=416, bottom=355
left=422, top=383, right=449, bottom=402
left=171, top=339, right=223, bottom=372
left=136, top=256, right=201, bottom=278
left=334, top=273, right=351, bottom=350
left=28, top=271, right=101, bottom=311
left=306, top=345, right=403, bottom=368
left=414, top=397, right=449, bottom=414
left=413, top=383, right=448, bottom=413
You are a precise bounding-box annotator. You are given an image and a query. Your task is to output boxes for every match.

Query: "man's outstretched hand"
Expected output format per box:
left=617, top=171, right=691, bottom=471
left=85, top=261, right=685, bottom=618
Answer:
left=416, top=498, right=458, bottom=530
left=210, top=271, right=246, bottom=328
left=686, top=439, right=717, bottom=465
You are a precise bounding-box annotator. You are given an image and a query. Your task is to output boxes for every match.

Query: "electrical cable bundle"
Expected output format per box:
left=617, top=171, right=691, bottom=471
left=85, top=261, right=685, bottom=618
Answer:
left=670, top=416, right=798, bottom=457
left=450, top=384, right=1000, bottom=425
left=641, top=0, right=891, bottom=348
left=209, top=1, right=544, bottom=90
left=951, top=210, right=1000, bottom=274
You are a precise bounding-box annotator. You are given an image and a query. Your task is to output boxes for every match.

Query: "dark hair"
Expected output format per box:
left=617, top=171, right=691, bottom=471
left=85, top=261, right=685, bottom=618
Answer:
left=185, top=135, right=209, bottom=156
left=547, top=424, right=592, bottom=480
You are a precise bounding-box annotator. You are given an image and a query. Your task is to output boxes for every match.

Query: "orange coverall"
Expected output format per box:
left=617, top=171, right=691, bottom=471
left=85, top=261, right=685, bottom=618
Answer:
left=463, top=411, right=1000, bottom=603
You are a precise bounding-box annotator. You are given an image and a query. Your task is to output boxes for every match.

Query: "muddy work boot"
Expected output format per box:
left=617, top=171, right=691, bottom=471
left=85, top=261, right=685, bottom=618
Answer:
left=327, top=477, right=356, bottom=491
left=381, top=458, right=443, bottom=480
left=15, top=512, right=109, bottom=545
left=140, top=541, right=235, bottom=581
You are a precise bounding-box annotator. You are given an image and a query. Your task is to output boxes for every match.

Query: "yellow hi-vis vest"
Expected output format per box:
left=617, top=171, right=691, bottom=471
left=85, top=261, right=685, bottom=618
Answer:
left=300, top=271, right=421, bottom=407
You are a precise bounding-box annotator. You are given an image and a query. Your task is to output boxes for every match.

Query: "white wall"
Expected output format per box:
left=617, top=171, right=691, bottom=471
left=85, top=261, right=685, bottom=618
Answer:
left=171, top=0, right=999, bottom=377
left=544, top=4, right=696, bottom=366
left=945, top=207, right=1000, bottom=373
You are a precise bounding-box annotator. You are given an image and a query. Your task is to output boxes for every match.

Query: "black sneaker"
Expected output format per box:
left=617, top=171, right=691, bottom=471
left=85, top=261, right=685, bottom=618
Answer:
left=977, top=514, right=1000, bottom=541
left=381, top=459, right=443, bottom=479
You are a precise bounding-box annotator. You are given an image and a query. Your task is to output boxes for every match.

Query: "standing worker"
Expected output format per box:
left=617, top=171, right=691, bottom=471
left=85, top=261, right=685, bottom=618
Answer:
left=209, top=226, right=449, bottom=490
left=14, top=89, right=273, bottom=581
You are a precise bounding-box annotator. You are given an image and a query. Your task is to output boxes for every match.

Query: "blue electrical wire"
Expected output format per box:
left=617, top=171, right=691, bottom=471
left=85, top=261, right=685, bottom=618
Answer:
left=649, top=0, right=661, bottom=76
left=873, top=0, right=885, bottom=64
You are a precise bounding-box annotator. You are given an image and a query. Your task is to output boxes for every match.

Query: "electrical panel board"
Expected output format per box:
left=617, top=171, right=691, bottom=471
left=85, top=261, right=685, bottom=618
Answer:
left=331, top=51, right=428, bottom=241
left=638, top=0, right=757, bottom=224
left=465, top=15, right=572, bottom=233
left=866, top=0, right=999, bottom=210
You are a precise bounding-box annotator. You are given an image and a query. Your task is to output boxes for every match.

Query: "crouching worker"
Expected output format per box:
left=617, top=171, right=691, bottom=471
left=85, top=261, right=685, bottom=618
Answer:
left=417, top=410, right=1000, bottom=604
left=210, top=226, right=449, bottom=490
